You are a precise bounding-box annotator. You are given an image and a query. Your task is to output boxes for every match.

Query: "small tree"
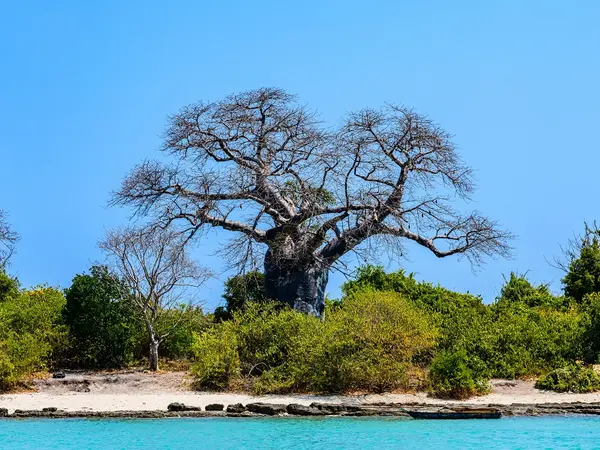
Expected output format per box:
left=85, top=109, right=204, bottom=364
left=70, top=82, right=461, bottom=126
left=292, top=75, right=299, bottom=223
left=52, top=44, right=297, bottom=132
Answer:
left=99, top=226, right=210, bottom=370
left=0, top=210, right=19, bottom=270
left=558, top=222, right=600, bottom=303
left=64, top=265, right=141, bottom=369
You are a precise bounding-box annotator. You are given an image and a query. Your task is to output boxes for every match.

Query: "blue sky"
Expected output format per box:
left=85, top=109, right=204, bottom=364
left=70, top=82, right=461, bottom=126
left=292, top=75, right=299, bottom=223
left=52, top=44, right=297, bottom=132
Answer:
left=1, top=1, right=599, bottom=310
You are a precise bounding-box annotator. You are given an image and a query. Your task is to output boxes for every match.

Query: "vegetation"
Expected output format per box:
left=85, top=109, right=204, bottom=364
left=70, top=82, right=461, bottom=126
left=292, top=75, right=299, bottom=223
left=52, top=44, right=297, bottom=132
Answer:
left=192, top=292, right=436, bottom=394
left=535, top=364, right=600, bottom=393
left=2, top=133, right=600, bottom=401
left=99, top=226, right=211, bottom=371
left=562, top=224, right=600, bottom=303
left=0, top=273, right=66, bottom=390
left=63, top=266, right=141, bottom=369
left=428, top=349, right=490, bottom=399
left=214, top=271, right=266, bottom=322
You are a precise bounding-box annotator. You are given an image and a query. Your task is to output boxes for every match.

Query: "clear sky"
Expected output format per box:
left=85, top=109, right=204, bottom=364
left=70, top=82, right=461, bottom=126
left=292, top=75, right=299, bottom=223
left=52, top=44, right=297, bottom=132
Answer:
left=1, top=1, right=599, bottom=310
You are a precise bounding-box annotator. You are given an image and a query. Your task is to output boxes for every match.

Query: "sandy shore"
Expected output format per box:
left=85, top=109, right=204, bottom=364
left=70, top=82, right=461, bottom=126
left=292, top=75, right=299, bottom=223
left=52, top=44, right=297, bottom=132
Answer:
left=3, top=373, right=600, bottom=414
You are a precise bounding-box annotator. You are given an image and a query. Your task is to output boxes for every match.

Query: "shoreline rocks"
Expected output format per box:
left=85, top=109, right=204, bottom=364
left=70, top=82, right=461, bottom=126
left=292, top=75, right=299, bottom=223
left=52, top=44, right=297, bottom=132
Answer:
left=167, top=402, right=202, bottom=412
left=205, top=404, right=224, bottom=411
left=246, top=403, right=287, bottom=415
left=3, top=401, right=600, bottom=419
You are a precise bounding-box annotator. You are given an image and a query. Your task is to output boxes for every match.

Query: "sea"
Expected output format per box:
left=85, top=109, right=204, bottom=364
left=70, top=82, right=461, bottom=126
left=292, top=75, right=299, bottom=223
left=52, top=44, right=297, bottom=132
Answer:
left=1, top=416, right=598, bottom=449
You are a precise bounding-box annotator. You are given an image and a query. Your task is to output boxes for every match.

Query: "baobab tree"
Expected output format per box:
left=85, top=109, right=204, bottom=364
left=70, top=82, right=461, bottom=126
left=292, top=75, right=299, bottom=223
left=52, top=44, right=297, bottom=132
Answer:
left=0, top=210, right=19, bottom=270
left=113, top=88, right=512, bottom=316
left=100, top=226, right=211, bottom=370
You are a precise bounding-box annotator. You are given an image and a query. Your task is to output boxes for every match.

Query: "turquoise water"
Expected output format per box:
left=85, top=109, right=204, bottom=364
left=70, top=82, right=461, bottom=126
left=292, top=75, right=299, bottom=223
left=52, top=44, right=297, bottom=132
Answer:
left=1, top=417, right=599, bottom=449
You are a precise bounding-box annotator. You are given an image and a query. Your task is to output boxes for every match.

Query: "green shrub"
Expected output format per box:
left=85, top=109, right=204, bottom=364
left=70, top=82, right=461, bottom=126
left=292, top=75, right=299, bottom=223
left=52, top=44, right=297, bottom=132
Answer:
left=63, top=266, right=142, bottom=369
left=156, top=307, right=209, bottom=360
left=190, top=323, right=240, bottom=390
left=498, top=272, right=570, bottom=309
left=428, top=349, right=490, bottom=399
left=191, top=292, right=436, bottom=394
left=535, top=364, right=600, bottom=393
left=218, top=271, right=266, bottom=321
left=482, top=303, right=586, bottom=378
left=562, top=225, right=600, bottom=303
left=0, top=286, right=67, bottom=390
left=300, top=291, right=436, bottom=393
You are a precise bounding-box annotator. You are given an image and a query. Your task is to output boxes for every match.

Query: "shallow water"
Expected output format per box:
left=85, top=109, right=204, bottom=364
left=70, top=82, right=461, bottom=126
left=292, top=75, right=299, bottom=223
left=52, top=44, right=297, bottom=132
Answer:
left=1, top=416, right=599, bottom=449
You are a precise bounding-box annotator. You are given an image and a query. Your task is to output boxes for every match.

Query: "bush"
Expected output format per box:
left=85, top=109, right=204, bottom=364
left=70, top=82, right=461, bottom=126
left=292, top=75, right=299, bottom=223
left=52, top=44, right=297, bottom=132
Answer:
left=155, top=307, right=209, bottom=360
left=535, top=364, right=600, bottom=393
left=428, top=349, right=490, bottom=399
left=562, top=226, right=600, bottom=303
left=63, top=266, right=142, bottom=369
left=191, top=292, right=437, bottom=394
left=190, top=323, right=240, bottom=390
left=498, top=272, right=570, bottom=309
left=0, top=286, right=67, bottom=390
left=482, top=303, right=586, bottom=378
left=342, top=265, right=488, bottom=357
left=299, top=291, right=437, bottom=393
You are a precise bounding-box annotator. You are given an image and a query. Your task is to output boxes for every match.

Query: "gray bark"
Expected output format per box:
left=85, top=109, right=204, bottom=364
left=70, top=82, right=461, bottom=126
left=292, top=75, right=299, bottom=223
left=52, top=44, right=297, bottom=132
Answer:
left=145, top=321, right=160, bottom=371
left=264, top=251, right=328, bottom=317
left=149, top=338, right=159, bottom=371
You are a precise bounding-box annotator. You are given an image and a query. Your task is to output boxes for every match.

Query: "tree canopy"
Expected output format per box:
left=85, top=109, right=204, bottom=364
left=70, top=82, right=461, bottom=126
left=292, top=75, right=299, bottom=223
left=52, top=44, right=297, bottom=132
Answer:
left=112, top=88, right=512, bottom=315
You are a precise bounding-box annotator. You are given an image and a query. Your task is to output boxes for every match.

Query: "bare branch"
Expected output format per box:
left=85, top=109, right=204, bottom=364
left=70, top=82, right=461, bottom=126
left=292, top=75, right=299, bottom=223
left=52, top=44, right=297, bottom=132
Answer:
left=0, top=210, right=19, bottom=270
left=112, top=88, right=513, bottom=314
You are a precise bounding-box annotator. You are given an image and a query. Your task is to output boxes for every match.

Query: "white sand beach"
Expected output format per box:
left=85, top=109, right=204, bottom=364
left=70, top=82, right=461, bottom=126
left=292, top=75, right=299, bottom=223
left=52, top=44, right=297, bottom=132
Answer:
left=3, top=372, right=600, bottom=413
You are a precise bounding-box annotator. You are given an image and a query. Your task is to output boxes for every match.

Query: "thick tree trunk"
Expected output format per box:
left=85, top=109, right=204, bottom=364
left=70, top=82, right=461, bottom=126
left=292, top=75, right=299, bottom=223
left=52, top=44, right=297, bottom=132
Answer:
left=264, top=251, right=329, bottom=317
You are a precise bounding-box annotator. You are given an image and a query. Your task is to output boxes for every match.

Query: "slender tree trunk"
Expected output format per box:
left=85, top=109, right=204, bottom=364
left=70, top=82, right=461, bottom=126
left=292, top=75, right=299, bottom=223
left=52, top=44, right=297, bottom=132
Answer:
left=145, top=320, right=160, bottom=371
left=149, top=338, right=159, bottom=371
left=264, top=251, right=329, bottom=317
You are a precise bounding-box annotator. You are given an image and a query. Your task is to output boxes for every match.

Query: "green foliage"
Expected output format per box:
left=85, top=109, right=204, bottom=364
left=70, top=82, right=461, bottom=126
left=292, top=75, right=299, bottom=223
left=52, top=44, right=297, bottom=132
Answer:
left=191, top=292, right=437, bottom=394
left=498, top=272, right=570, bottom=309
left=0, top=272, right=19, bottom=299
left=535, top=364, right=600, bottom=393
left=563, top=228, right=600, bottom=303
left=215, top=271, right=266, bottom=321
left=295, top=291, right=437, bottom=393
left=190, top=323, right=240, bottom=390
left=343, top=265, right=587, bottom=381
left=0, top=285, right=67, bottom=390
left=482, top=302, right=586, bottom=378
left=342, top=265, right=488, bottom=358
left=63, top=266, right=142, bottom=369
left=579, top=292, right=600, bottom=362
left=143, top=306, right=209, bottom=360
left=428, top=349, right=490, bottom=399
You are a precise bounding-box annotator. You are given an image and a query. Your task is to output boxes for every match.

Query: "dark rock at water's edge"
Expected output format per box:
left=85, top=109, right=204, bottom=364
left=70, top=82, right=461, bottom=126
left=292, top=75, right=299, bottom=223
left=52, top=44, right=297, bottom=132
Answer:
left=286, top=404, right=326, bottom=416
left=6, top=401, right=600, bottom=419
left=167, top=402, right=202, bottom=412
left=205, top=404, right=224, bottom=411
left=246, top=402, right=287, bottom=415
left=226, top=403, right=246, bottom=413
left=52, top=371, right=66, bottom=379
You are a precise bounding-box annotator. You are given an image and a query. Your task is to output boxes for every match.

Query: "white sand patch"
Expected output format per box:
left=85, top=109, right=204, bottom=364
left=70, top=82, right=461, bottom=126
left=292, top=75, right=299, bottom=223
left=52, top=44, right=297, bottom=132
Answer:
left=3, top=375, right=600, bottom=413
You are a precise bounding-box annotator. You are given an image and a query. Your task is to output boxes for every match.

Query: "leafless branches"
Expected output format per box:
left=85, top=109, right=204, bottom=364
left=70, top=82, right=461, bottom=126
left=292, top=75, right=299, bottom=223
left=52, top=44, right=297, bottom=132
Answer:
left=0, top=210, right=19, bottom=270
left=112, top=88, right=512, bottom=275
left=551, top=221, right=600, bottom=273
left=99, top=225, right=211, bottom=369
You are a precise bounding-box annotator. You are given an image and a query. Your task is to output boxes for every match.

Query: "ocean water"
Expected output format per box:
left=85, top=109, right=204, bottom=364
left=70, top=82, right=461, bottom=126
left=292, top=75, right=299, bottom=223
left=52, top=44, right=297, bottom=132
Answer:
left=1, top=416, right=599, bottom=449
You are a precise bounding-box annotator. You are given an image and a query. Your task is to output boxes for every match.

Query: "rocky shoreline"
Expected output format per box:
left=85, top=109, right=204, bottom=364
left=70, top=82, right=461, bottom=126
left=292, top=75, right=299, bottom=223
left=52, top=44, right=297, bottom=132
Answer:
left=3, top=401, right=600, bottom=419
